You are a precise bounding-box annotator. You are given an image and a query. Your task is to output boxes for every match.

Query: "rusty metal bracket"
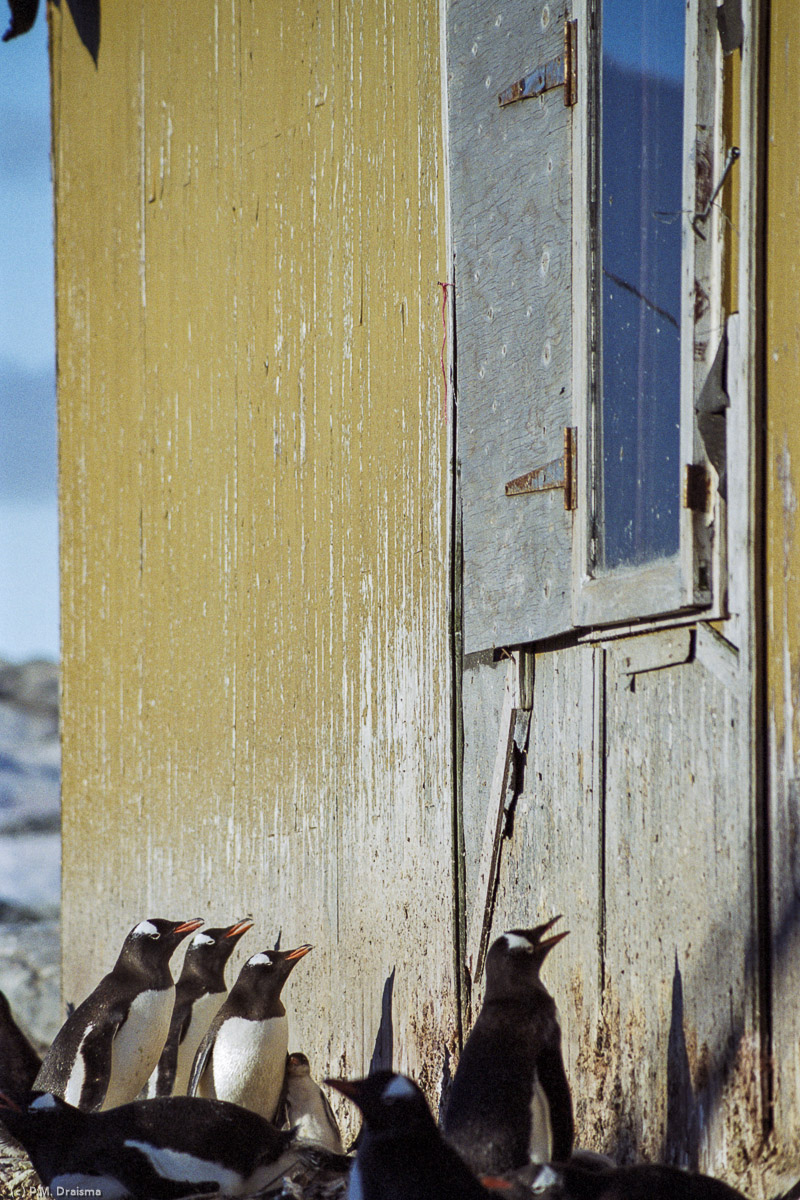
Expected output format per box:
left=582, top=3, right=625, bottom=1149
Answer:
left=683, top=464, right=712, bottom=513
left=499, top=20, right=578, bottom=108
left=505, top=426, right=577, bottom=510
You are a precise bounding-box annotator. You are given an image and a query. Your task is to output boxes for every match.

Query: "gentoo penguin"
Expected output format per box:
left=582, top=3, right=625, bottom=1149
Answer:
left=0, top=989, right=41, bottom=1107
left=327, top=1070, right=492, bottom=1200
left=145, top=917, right=254, bottom=1097
left=443, top=916, right=573, bottom=1175
left=34, top=917, right=203, bottom=1110
left=188, top=943, right=312, bottom=1121
left=283, top=1051, right=344, bottom=1153
left=526, top=1161, right=750, bottom=1199
left=0, top=1089, right=299, bottom=1199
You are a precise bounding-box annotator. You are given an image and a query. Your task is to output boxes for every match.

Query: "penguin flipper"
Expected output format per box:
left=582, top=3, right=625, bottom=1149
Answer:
left=186, top=1027, right=214, bottom=1097
left=319, top=1087, right=344, bottom=1145
left=76, top=1015, right=122, bottom=1110
left=536, top=1043, right=574, bottom=1162
left=151, top=1009, right=187, bottom=1097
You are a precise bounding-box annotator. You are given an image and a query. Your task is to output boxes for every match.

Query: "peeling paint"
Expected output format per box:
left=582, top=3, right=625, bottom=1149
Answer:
left=52, top=0, right=456, bottom=1106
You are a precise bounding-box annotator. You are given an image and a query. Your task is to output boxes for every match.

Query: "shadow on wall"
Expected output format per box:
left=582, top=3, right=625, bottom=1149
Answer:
left=56, top=0, right=100, bottom=63
left=369, top=968, right=395, bottom=1075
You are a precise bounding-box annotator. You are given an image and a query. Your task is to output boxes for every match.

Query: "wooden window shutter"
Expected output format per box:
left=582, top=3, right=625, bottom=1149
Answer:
left=447, top=0, right=575, bottom=654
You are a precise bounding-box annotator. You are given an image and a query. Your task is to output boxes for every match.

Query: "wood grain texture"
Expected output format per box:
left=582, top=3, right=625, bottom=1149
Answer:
left=447, top=0, right=574, bottom=652
left=602, top=644, right=761, bottom=1181
left=765, top=0, right=800, bottom=1169
left=465, top=644, right=603, bottom=1148
left=50, top=0, right=454, bottom=1133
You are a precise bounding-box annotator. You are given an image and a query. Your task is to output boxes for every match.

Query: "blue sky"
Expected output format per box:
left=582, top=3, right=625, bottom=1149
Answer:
left=0, top=12, right=59, bottom=662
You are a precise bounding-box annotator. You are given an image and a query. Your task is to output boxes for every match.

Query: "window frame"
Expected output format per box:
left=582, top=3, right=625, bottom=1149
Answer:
left=571, top=0, right=728, bottom=632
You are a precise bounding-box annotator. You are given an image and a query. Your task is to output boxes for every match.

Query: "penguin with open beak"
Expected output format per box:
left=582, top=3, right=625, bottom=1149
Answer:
left=327, top=1070, right=495, bottom=1200
left=188, top=943, right=312, bottom=1122
left=34, top=917, right=203, bottom=1111
left=0, top=1089, right=299, bottom=1199
left=145, top=916, right=254, bottom=1097
left=443, top=917, right=573, bottom=1175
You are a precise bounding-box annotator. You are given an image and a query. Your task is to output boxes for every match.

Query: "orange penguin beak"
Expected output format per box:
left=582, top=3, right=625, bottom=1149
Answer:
left=174, top=919, right=204, bottom=935
left=285, top=943, right=313, bottom=960
left=225, top=917, right=254, bottom=938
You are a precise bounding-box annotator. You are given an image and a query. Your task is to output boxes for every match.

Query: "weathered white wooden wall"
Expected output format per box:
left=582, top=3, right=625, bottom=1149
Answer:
left=51, top=0, right=456, bottom=1136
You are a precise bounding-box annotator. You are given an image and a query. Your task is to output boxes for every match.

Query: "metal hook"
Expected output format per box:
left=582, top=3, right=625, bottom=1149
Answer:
left=692, top=146, right=740, bottom=240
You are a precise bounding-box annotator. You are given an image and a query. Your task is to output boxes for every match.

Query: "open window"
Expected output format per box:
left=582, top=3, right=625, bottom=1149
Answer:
left=447, top=0, right=733, bottom=654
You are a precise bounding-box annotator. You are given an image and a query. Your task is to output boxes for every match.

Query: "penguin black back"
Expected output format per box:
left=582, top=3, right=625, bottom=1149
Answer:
left=0, top=1090, right=299, bottom=1198
left=0, top=989, right=41, bottom=1107
left=328, top=1070, right=492, bottom=1200
left=443, top=918, right=573, bottom=1175
left=34, top=917, right=203, bottom=1110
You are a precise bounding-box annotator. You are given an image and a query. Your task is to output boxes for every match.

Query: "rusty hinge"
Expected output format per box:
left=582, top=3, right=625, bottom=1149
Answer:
left=498, top=20, right=578, bottom=108
left=505, top=426, right=577, bottom=510
left=683, top=464, right=712, bottom=512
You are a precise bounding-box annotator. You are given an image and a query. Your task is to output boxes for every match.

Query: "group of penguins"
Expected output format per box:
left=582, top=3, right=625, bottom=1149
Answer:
left=0, top=913, right=767, bottom=1198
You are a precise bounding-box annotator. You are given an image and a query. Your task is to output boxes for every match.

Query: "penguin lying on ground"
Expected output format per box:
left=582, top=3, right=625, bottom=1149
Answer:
left=0, top=989, right=41, bottom=1108
left=188, top=943, right=312, bottom=1121
left=524, top=1161, right=751, bottom=1199
left=34, top=917, right=203, bottom=1110
left=0, top=1089, right=299, bottom=1199
left=283, top=1050, right=344, bottom=1153
left=145, top=916, right=254, bottom=1097
left=443, top=916, right=573, bottom=1175
left=327, top=1070, right=496, bottom=1200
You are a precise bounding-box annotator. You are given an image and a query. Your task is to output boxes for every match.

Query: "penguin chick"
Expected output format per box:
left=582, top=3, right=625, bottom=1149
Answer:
left=188, top=943, right=312, bottom=1122
left=0, top=1089, right=299, bottom=1199
left=443, top=917, right=573, bottom=1175
left=34, top=917, right=203, bottom=1111
left=327, top=1070, right=494, bottom=1200
left=283, top=1051, right=344, bottom=1153
left=526, top=1161, right=750, bottom=1199
left=146, top=916, right=254, bottom=1097
left=0, top=989, right=41, bottom=1107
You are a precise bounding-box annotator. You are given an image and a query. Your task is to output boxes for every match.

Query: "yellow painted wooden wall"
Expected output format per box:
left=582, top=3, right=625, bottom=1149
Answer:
left=766, top=0, right=800, bottom=1177
left=50, top=0, right=455, bottom=1125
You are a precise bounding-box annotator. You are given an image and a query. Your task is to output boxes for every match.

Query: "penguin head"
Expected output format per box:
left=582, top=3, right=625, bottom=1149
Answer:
left=484, top=916, right=569, bottom=1001
left=180, top=917, right=254, bottom=983
left=325, top=1070, right=433, bottom=1133
left=116, top=917, right=204, bottom=978
left=236, top=944, right=313, bottom=1000
left=0, top=1090, right=84, bottom=1155
left=286, top=1051, right=312, bottom=1079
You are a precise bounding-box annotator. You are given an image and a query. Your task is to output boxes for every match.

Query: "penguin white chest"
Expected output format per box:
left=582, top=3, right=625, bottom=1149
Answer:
left=104, top=987, right=175, bottom=1109
left=528, top=1069, right=553, bottom=1164
left=286, top=1076, right=344, bottom=1152
left=171, top=991, right=227, bottom=1095
left=201, top=1014, right=288, bottom=1120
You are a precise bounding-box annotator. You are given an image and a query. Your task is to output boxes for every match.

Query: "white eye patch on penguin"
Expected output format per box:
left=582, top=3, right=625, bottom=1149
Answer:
left=503, top=931, right=535, bottom=953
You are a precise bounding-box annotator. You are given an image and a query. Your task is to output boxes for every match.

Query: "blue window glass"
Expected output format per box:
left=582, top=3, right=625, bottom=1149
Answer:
left=598, top=0, right=686, bottom=570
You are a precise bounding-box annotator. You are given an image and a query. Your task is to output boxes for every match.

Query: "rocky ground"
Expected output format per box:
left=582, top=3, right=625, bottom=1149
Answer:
left=0, top=658, right=60, bottom=1195
left=0, top=657, right=61, bottom=1054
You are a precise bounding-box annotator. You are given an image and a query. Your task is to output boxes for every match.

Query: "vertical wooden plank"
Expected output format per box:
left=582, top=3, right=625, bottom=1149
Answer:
left=485, top=644, right=603, bottom=1149
left=447, top=0, right=574, bottom=652
left=602, top=645, right=761, bottom=1187
left=765, top=0, right=800, bottom=1172
left=52, top=0, right=455, bottom=1134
